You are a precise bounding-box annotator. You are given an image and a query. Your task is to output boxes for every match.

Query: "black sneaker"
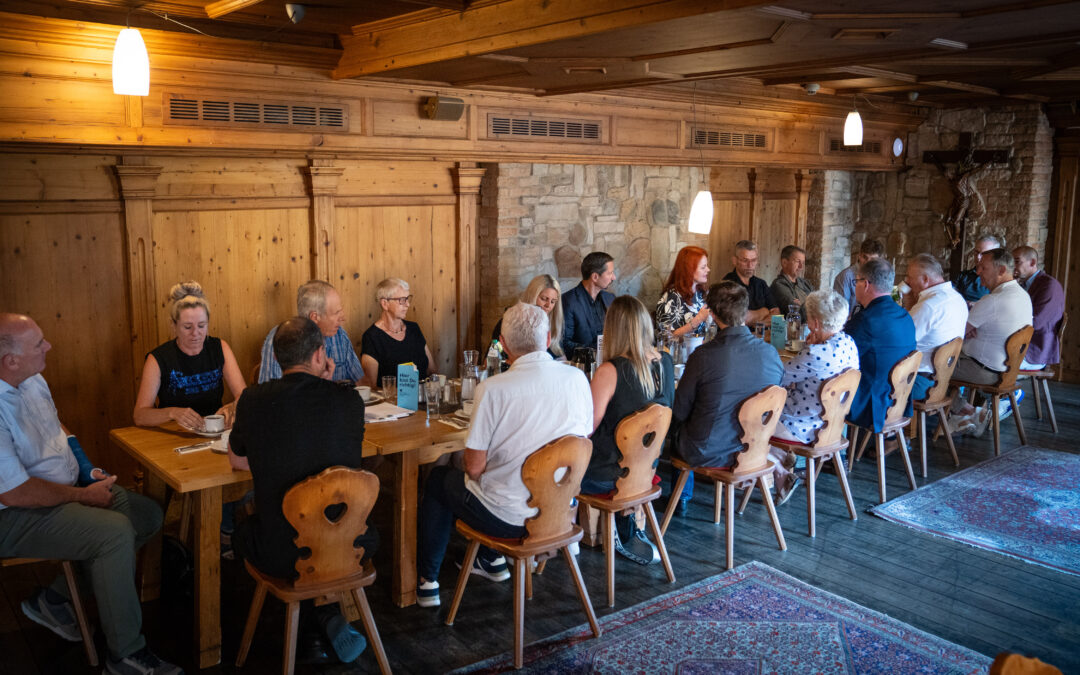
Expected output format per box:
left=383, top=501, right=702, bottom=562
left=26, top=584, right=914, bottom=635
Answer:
left=613, top=527, right=660, bottom=566
left=21, top=588, right=81, bottom=642
left=104, top=646, right=184, bottom=675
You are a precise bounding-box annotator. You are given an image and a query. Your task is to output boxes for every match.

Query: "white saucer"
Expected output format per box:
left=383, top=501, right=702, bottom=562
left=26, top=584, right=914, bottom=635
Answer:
left=363, top=394, right=384, bottom=406
left=178, top=422, right=223, bottom=438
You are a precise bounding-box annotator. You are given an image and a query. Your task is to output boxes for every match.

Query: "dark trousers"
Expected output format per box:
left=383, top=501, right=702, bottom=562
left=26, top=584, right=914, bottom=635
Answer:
left=418, top=466, right=526, bottom=582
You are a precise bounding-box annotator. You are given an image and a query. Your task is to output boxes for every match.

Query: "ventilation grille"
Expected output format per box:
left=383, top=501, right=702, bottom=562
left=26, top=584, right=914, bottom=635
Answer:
left=689, top=126, right=768, bottom=150
left=829, top=139, right=882, bottom=154
left=487, top=114, right=601, bottom=142
left=165, top=95, right=348, bottom=131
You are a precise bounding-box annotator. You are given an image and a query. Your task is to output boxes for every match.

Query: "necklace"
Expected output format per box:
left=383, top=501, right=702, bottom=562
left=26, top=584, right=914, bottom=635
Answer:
left=383, top=320, right=405, bottom=336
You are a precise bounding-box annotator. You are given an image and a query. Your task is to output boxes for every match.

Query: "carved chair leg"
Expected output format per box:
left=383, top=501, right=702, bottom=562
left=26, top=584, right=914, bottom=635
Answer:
left=535, top=559, right=547, bottom=575
left=1008, top=390, right=1027, bottom=445
left=758, top=476, right=787, bottom=552
left=1031, top=376, right=1043, bottom=419
left=724, top=482, right=735, bottom=570
left=61, top=561, right=98, bottom=667
left=854, top=427, right=872, bottom=463
left=563, top=546, right=601, bottom=639
left=938, top=410, right=960, bottom=467
left=512, top=557, right=526, bottom=669
left=918, top=411, right=928, bottom=478
left=603, top=511, right=615, bottom=607
left=713, top=479, right=723, bottom=525
left=1043, top=379, right=1058, bottom=433
left=235, top=580, right=267, bottom=667
left=351, top=587, right=391, bottom=675
left=644, top=502, right=675, bottom=583
left=524, top=556, right=533, bottom=601
left=445, top=539, right=481, bottom=626
left=736, top=481, right=754, bottom=515
left=660, top=469, right=690, bottom=535
left=805, top=456, right=817, bottom=537
left=834, top=454, right=858, bottom=521
left=990, top=393, right=1002, bottom=457
left=897, top=428, right=918, bottom=491
left=283, top=601, right=300, bottom=675
left=876, top=433, right=887, bottom=504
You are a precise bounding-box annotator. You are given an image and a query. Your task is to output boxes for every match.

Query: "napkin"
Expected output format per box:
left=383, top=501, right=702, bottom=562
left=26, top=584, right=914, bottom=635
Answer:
left=365, top=402, right=415, bottom=423
left=211, top=429, right=231, bottom=453
left=439, top=416, right=470, bottom=430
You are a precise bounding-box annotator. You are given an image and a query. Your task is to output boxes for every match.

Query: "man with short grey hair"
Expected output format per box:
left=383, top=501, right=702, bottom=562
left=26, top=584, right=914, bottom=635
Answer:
left=723, top=240, right=779, bottom=325
left=258, top=279, right=364, bottom=383
left=416, top=303, right=592, bottom=608
left=903, top=253, right=968, bottom=402
left=771, top=244, right=814, bottom=321
left=834, top=238, right=884, bottom=316
left=953, top=234, right=1003, bottom=304
left=844, top=259, right=917, bottom=432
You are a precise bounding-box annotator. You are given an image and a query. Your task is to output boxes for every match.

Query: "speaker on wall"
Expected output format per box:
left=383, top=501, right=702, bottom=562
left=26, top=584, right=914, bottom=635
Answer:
left=424, top=96, right=465, bottom=121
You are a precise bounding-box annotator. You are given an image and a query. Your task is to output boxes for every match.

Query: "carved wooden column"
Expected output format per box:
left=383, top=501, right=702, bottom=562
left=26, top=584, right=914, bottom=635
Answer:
left=794, top=169, right=810, bottom=247
left=114, top=157, right=163, bottom=390
left=304, top=158, right=345, bottom=282
left=747, top=168, right=760, bottom=242
left=454, top=162, right=487, bottom=350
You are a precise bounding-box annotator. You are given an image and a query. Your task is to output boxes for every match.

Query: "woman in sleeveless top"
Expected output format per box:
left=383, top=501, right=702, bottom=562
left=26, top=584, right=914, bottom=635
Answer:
left=655, top=246, right=711, bottom=338
left=360, top=277, right=438, bottom=387
left=583, top=295, right=674, bottom=565
left=133, top=282, right=246, bottom=430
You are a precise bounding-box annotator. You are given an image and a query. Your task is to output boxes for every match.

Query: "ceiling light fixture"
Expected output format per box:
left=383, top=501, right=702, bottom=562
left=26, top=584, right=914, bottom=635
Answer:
left=687, top=83, right=713, bottom=235
left=112, top=27, right=149, bottom=96
left=929, top=37, right=968, bottom=50
left=843, top=98, right=863, bottom=146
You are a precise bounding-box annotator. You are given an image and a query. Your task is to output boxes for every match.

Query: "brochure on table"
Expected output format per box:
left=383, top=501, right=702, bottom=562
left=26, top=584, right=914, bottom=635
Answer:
left=397, top=362, right=419, bottom=411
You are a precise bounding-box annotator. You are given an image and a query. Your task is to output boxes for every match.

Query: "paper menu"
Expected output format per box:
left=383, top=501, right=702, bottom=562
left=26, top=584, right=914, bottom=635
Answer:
left=397, top=363, right=419, bottom=411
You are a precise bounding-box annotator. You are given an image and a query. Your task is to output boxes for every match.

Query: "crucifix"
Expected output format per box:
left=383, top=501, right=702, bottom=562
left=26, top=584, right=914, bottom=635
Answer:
left=923, top=132, right=1010, bottom=277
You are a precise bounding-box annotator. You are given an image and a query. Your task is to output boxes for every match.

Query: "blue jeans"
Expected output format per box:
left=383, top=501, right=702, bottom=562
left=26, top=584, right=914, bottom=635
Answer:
left=418, top=466, right=527, bottom=583
left=911, top=373, right=933, bottom=403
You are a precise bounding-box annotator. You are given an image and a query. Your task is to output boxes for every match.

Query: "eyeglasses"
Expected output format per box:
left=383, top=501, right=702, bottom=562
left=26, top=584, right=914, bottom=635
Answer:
left=855, top=277, right=867, bottom=285
left=385, top=295, right=413, bottom=306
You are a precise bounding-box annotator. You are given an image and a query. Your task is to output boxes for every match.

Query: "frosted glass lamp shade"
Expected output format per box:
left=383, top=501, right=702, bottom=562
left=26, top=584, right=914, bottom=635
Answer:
left=688, top=189, right=713, bottom=234
left=843, top=110, right=863, bottom=146
left=113, top=28, right=149, bottom=96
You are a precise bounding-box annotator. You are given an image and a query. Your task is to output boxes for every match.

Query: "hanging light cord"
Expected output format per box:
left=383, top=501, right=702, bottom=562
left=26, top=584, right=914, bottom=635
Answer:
left=126, top=5, right=294, bottom=42
left=693, top=83, right=707, bottom=185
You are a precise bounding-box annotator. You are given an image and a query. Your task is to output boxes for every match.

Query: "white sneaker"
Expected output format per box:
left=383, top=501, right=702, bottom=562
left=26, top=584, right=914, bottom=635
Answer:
left=417, top=579, right=440, bottom=608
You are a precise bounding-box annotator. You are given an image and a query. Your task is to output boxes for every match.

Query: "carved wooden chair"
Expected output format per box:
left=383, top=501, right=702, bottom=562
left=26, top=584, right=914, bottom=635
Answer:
left=445, top=435, right=601, bottom=670
left=764, top=368, right=861, bottom=537
left=912, top=337, right=964, bottom=477
left=848, top=350, right=922, bottom=504
left=659, top=385, right=788, bottom=570
left=577, top=404, right=675, bottom=607
left=235, top=467, right=390, bottom=675
left=1, top=557, right=97, bottom=666
left=951, top=325, right=1034, bottom=458
left=1019, top=313, right=1066, bottom=434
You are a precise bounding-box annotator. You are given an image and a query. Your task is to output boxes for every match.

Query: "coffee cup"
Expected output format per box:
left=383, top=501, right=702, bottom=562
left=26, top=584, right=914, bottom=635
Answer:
left=356, top=385, right=372, bottom=401
left=461, top=400, right=475, bottom=417
left=789, top=339, right=806, bottom=352
left=203, top=415, right=225, bottom=433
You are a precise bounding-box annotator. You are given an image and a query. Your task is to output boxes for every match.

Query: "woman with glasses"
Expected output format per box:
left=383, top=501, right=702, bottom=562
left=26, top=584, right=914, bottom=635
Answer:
left=360, top=277, right=437, bottom=387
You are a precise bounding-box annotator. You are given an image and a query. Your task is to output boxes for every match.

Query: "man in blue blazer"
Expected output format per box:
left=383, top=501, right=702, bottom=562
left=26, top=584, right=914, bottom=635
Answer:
left=561, top=251, right=616, bottom=355
left=845, top=258, right=917, bottom=432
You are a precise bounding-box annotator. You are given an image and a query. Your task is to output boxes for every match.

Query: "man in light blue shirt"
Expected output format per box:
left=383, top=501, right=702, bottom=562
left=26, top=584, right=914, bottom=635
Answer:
left=0, top=314, right=180, bottom=675
left=258, top=280, right=364, bottom=383
left=833, top=238, right=884, bottom=316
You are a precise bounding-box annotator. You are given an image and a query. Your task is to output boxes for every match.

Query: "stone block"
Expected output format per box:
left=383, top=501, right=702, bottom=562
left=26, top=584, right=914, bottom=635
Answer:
left=554, top=246, right=580, bottom=277
left=651, top=227, right=672, bottom=273
left=535, top=203, right=580, bottom=223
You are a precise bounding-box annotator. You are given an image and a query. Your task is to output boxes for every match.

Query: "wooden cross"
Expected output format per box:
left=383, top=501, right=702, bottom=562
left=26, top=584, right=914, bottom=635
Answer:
left=923, top=132, right=1010, bottom=277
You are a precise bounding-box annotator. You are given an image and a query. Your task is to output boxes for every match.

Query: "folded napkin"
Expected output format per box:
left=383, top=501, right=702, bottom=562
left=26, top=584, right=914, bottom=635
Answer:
left=365, top=402, right=415, bottom=423
left=439, top=415, right=470, bottom=430
left=210, top=429, right=231, bottom=453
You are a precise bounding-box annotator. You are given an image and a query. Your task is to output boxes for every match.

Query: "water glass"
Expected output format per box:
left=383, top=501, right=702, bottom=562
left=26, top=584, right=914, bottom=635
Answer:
left=460, top=363, right=479, bottom=400
left=463, top=350, right=480, bottom=367
left=381, top=376, right=396, bottom=403
left=424, top=378, right=442, bottom=420
left=754, top=322, right=767, bottom=340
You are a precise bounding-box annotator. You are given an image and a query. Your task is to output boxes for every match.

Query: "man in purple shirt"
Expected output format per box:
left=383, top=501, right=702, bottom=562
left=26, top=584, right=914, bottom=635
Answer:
left=1013, top=246, right=1065, bottom=369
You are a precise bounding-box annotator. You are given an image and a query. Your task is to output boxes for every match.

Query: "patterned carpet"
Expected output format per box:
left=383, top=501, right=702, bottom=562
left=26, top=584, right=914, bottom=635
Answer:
left=871, top=446, right=1080, bottom=576
left=454, top=561, right=990, bottom=674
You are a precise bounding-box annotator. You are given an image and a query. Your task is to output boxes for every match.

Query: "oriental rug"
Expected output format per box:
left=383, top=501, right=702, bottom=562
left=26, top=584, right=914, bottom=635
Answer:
left=453, top=561, right=989, bottom=674
left=870, top=446, right=1080, bottom=577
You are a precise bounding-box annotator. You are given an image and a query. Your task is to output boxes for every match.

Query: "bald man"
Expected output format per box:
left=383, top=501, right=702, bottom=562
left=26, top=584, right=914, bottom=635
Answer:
left=0, top=314, right=182, bottom=675
left=1013, top=246, right=1065, bottom=369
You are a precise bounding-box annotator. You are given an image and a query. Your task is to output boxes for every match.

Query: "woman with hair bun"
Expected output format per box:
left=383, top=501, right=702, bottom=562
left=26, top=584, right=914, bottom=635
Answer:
left=133, top=281, right=246, bottom=430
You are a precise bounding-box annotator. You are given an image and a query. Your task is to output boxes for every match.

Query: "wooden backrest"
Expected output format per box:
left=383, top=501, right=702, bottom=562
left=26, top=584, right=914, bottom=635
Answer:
left=613, top=404, right=673, bottom=499
left=811, top=368, right=862, bottom=448
left=925, top=337, right=964, bottom=404
left=885, top=351, right=922, bottom=425
left=249, top=361, right=261, bottom=385
left=521, top=435, right=592, bottom=544
left=998, top=325, right=1034, bottom=390
left=731, top=385, right=787, bottom=474
left=283, top=466, right=379, bottom=588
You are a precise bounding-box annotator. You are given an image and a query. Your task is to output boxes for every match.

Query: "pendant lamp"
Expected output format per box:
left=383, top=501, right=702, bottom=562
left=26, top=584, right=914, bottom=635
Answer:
left=687, top=83, right=713, bottom=235
left=113, top=28, right=149, bottom=96
left=843, top=95, right=863, bottom=147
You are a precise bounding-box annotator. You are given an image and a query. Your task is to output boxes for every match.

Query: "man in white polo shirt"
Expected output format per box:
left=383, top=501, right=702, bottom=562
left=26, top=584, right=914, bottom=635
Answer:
left=903, top=253, right=968, bottom=403
left=415, top=302, right=592, bottom=608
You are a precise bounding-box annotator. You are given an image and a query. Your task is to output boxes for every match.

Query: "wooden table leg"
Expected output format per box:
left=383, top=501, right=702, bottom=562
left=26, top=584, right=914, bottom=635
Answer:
left=138, top=472, right=167, bottom=602
left=193, top=487, right=223, bottom=668
left=392, top=450, right=419, bottom=608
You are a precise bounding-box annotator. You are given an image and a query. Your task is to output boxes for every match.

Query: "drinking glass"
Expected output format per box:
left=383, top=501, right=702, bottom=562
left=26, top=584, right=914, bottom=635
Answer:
left=463, top=350, right=480, bottom=367
left=424, top=378, right=442, bottom=420
left=754, top=322, right=767, bottom=340
left=381, top=376, right=396, bottom=404
left=460, top=363, right=479, bottom=401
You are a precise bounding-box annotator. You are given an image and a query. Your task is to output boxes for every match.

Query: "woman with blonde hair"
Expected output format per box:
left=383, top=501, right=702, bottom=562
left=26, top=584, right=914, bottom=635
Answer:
left=491, top=274, right=565, bottom=358
left=134, top=281, right=246, bottom=430
left=582, top=295, right=674, bottom=565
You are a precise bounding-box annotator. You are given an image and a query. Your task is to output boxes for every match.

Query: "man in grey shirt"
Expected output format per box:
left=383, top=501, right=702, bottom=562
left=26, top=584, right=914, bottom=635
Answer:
left=771, top=244, right=814, bottom=321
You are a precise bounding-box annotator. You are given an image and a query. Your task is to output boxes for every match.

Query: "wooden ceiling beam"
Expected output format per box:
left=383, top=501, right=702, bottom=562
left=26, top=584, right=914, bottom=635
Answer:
left=1013, top=48, right=1080, bottom=81
left=334, top=0, right=772, bottom=79
left=393, top=0, right=471, bottom=9
left=760, top=71, right=861, bottom=85
left=204, top=0, right=264, bottom=19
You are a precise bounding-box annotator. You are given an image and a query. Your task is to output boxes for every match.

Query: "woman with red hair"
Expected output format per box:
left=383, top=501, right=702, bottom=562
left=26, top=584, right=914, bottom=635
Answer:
left=655, top=246, right=711, bottom=337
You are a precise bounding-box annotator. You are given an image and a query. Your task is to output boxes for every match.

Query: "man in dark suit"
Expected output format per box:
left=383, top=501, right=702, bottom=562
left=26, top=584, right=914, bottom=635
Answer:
left=1013, top=246, right=1065, bottom=368
left=561, top=251, right=616, bottom=354
left=845, top=258, right=917, bottom=432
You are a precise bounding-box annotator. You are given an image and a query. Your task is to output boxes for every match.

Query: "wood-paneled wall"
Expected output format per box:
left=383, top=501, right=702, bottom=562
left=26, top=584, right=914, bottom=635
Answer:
left=1049, top=140, right=1078, bottom=383
left=0, top=152, right=475, bottom=479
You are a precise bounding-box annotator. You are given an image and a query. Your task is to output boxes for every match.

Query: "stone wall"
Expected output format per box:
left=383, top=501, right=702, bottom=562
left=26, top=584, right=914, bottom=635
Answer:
left=847, top=104, right=1053, bottom=278
left=477, top=163, right=709, bottom=341
left=805, top=170, right=856, bottom=290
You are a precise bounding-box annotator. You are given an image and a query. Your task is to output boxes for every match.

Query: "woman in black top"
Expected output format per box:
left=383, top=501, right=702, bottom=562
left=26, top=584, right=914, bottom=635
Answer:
left=360, top=277, right=437, bottom=386
left=133, top=282, right=246, bottom=430
left=583, top=296, right=674, bottom=564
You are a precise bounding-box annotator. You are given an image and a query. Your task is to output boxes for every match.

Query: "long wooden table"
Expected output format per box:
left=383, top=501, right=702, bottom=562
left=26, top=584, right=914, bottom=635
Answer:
left=111, top=413, right=463, bottom=667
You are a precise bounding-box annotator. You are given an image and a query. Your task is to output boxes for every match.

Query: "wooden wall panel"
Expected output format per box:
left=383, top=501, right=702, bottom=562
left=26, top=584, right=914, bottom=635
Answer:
left=709, top=199, right=750, bottom=277
left=757, top=199, right=797, bottom=284
left=150, top=208, right=313, bottom=382
left=1050, top=148, right=1078, bottom=383
left=0, top=210, right=135, bottom=474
